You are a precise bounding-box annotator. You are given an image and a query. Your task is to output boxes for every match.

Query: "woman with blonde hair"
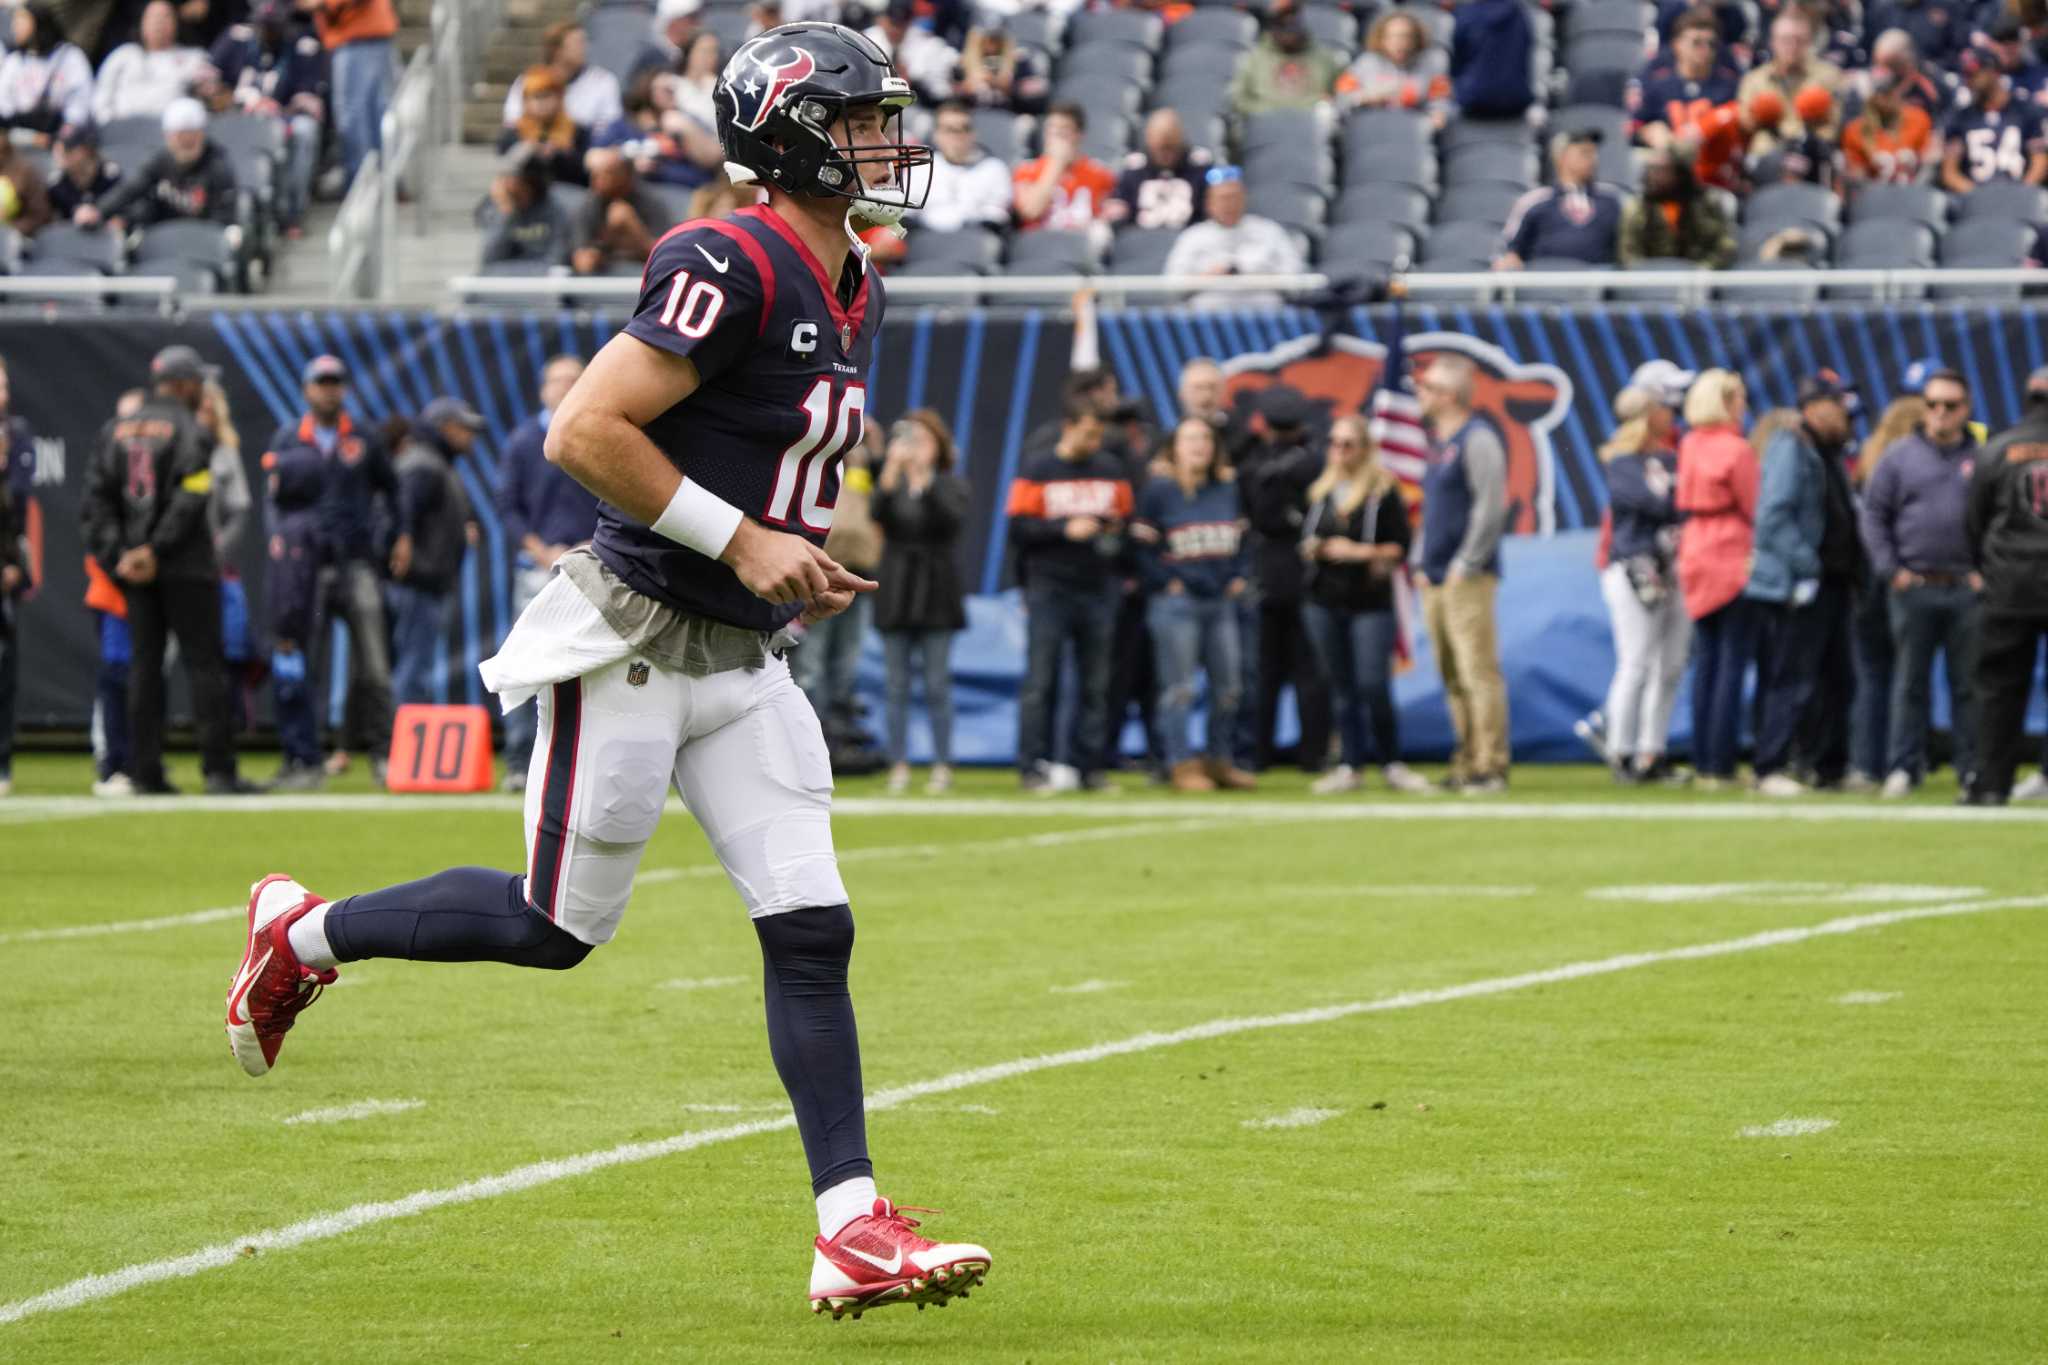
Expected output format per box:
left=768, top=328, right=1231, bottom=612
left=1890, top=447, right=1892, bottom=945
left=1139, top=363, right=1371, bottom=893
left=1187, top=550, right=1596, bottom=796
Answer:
left=197, top=378, right=253, bottom=566
left=1299, top=416, right=1430, bottom=794
left=1595, top=384, right=1689, bottom=782
left=1675, top=369, right=1761, bottom=785
left=1336, top=11, right=1450, bottom=117
left=870, top=409, right=970, bottom=794
left=1844, top=393, right=1926, bottom=789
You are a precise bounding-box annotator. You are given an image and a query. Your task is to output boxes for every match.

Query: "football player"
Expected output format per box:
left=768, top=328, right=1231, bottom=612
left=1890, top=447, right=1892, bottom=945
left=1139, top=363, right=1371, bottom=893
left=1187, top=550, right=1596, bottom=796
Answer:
left=222, top=21, right=991, bottom=1321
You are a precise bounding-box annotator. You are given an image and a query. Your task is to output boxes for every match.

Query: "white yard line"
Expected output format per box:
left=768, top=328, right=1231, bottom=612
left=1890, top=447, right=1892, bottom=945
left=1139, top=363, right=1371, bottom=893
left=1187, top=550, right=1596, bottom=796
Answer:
left=1739, top=1118, right=1838, bottom=1138
left=656, top=977, right=747, bottom=992
left=4, top=891, right=2040, bottom=1329
left=0, top=906, right=241, bottom=946
left=1286, top=884, right=1538, bottom=899
left=1048, top=979, right=1127, bottom=995
left=1833, top=990, right=1901, bottom=1006
left=1243, top=1107, right=1343, bottom=1130
left=281, top=1099, right=425, bottom=1128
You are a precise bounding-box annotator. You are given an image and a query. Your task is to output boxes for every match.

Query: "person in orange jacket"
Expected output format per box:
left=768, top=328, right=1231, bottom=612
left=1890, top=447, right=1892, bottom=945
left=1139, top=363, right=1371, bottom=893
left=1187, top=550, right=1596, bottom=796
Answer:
left=295, top=0, right=396, bottom=183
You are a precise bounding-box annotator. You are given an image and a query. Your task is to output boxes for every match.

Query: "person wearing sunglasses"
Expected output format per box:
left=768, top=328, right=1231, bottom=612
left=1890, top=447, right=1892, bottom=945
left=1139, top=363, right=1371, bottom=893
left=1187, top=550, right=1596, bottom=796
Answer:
left=915, top=98, right=1012, bottom=232
left=1859, top=367, right=1983, bottom=799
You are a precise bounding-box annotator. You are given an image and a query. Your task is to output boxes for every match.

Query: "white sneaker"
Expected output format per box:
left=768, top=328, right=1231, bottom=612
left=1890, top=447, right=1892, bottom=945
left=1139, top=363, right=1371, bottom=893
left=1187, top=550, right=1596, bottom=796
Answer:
left=1310, top=764, right=1360, bottom=795
left=1880, top=770, right=1914, bottom=800
left=2013, top=771, right=2048, bottom=801
left=926, top=764, right=953, bottom=795
left=92, top=772, right=136, bottom=798
left=1757, top=773, right=1809, bottom=798
left=0, top=775, right=10, bottom=798
left=1381, top=762, right=1433, bottom=794
left=1572, top=713, right=1613, bottom=764
left=1040, top=763, right=1080, bottom=795
left=886, top=763, right=911, bottom=795
left=1839, top=770, right=1879, bottom=794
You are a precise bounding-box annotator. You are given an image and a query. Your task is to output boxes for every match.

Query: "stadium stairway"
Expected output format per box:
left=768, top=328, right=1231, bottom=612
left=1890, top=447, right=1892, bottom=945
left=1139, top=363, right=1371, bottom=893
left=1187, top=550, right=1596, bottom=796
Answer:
left=465, top=0, right=586, bottom=145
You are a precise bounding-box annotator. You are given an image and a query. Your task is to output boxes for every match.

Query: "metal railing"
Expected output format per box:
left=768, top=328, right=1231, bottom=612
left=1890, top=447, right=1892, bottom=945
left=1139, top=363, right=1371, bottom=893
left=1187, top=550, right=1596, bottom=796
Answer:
left=445, top=265, right=2040, bottom=307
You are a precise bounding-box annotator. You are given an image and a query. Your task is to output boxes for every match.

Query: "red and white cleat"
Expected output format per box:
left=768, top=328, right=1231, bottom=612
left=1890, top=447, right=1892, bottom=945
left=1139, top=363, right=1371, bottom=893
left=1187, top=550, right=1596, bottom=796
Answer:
left=809, top=1198, right=991, bottom=1321
left=224, top=874, right=335, bottom=1077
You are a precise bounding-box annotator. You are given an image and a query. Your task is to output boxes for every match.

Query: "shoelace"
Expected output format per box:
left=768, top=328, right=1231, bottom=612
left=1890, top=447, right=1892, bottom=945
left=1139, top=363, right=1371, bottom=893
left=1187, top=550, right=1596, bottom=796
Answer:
left=875, top=1204, right=940, bottom=1242
left=256, top=961, right=334, bottom=1032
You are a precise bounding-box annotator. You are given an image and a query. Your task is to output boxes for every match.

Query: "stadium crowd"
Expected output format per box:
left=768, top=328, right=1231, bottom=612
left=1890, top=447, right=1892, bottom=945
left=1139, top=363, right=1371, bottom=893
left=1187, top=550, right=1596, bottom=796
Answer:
left=474, top=0, right=2048, bottom=286
left=0, top=0, right=395, bottom=291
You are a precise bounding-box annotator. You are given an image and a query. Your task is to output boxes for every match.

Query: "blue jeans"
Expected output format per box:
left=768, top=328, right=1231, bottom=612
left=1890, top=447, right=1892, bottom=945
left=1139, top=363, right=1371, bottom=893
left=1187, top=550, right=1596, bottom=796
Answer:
left=1886, top=580, right=1980, bottom=781
left=387, top=581, right=452, bottom=706
left=882, top=628, right=956, bottom=764
left=333, top=37, right=394, bottom=183
left=1690, top=597, right=1760, bottom=778
left=1018, top=581, right=1117, bottom=775
left=1146, top=592, right=1241, bottom=766
left=1303, top=603, right=1399, bottom=768
left=272, top=645, right=320, bottom=767
left=501, top=559, right=552, bottom=774
left=284, top=111, right=321, bottom=225
left=1754, top=582, right=1854, bottom=781
left=1849, top=580, right=1893, bottom=779
left=92, top=614, right=131, bottom=781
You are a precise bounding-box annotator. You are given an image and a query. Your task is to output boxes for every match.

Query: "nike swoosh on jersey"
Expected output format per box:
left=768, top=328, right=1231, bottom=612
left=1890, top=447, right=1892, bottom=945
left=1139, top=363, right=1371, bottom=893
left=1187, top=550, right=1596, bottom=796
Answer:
left=228, top=947, right=271, bottom=1026
left=696, top=244, right=730, bottom=273
left=842, top=1245, right=903, bottom=1275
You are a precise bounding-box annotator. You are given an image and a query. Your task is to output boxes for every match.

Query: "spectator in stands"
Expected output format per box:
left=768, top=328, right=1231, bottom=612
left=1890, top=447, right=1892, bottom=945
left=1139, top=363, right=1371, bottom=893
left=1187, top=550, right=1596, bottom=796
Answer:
left=81, top=345, right=255, bottom=795
left=1450, top=0, right=1534, bottom=120
left=1652, top=0, right=1747, bottom=59
left=1675, top=369, right=1758, bottom=787
left=1977, top=17, right=2047, bottom=107
left=1234, top=390, right=1330, bottom=772
left=1942, top=51, right=2048, bottom=193
left=1007, top=397, right=1133, bottom=794
left=1633, top=10, right=1741, bottom=150
left=95, top=1, right=209, bottom=125
left=1866, top=0, right=1965, bottom=69
left=0, top=139, right=53, bottom=237
left=476, top=144, right=570, bottom=269
left=1596, top=383, right=1690, bottom=783
left=865, top=0, right=959, bottom=107
left=1162, top=166, right=1307, bottom=309
left=505, top=21, right=623, bottom=135
left=1134, top=417, right=1254, bottom=793
left=494, top=354, right=594, bottom=790
left=0, top=363, right=28, bottom=799
left=1413, top=354, right=1510, bottom=792
left=1677, top=88, right=1781, bottom=192
left=48, top=124, right=122, bottom=223
left=1301, top=416, right=1429, bottom=795
left=1962, top=368, right=2048, bottom=805
left=497, top=66, right=590, bottom=188
left=1750, top=85, right=1841, bottom=188
left=388, top=398, right=482, bottom=707
left=570, top=148, right=672, bottom=276
left=633, top=0, right=701, bottom=81
left=76, top=97, right=238, bottom=231
left=1745, top=372, right=1862, bottom=796
left=1619, top=148, right=1736, bottom=268
left=1843, top=67, right=1938, bottom=182
left=301, top=0, right=398, bottom=185
left=914, top=99, right=1011, bottom=232
left=671, top=31, right=722, bottom=125
left=1106, top=108, right=1211, bottom=231
left=1861, top=368, right=1981, bottom=797
left=273, top=353, right=399, bottom=784
left=1337, top=11, right=1450, bottom=119
left=1496, top=128, right=1624, bottom=269
left=1013, top=101, right=1115, bottom=231
left=956, top=26, right=1049, bottom=116
left=0, top=4, right=94, bottom=144
left=205, top=0, right=329, bottom=234
left=1230, top=1, right=1344, bottom=117
left=1737, top=8, right=1842, bottom=150
left=595, top=71, right=723, bottom=190
left=1851, top=29, right=1948, bottom=116
left=871, top=410, right=969, bottom=796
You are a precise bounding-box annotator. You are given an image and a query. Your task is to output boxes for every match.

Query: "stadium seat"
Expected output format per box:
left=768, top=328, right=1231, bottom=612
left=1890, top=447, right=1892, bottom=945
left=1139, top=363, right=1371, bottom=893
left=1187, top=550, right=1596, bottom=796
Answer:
left=1150, top=75, right=1235, bottom=128
left=1331, top=183, right=1431, bottom=233
left=1565, top=67, right=1632, bottom=107
left=477, top=259, right=561, bottom=276
left=1438, top=118, right=1536, bottom=155
left=1107, top=226, right=1180, bottom=274
left=1828, top=220, right=1937, bottom=297
left=1954, top=181, right=2048, bottom=225
left=548, top=183, right=588, bottom=223
left=1322, top=221, right=1417, bottom=272
left=1078, top=118, right=1134, bottom=166
left=133, top=221, right=240, bottom=291
left=1004, top=10, right=1062, bottom=55
left=1442, top=143, right=1538, bottom=189
left=1249, top=183, right=1330, bottom=233
left=1564, top=33, right=1650, bottom=79
left=100, top=116, right=162, bottom=175
left=1931, top=219, right=2036, bottom=298
left=1181, top=114, right=1228, bottom=159
left=903, top=227, right=1003, bottom=272
left=1420, top=220, right=1502, bottom=266
left=1567, top=0, right=1655, bottom=40
left=1744, top=182, right=1842, bottom=233
left=1435, top=182, right=1525, bottom=227
left=1068, top=7, right=1165, bottom=52
left=971, top=108, right=1028, bottom=163
left=1737, top=218, right=1834, bottom=263
left=1050, top=79, right=1142, bottom=128
left=1716, top=260, right=1824, bottom=304
left=32, top=224, right=121, bottom=273
left=701, top=8, right=751, bottom=56
left=1340, top=109, right=1431, bottom=160
left=1059, top=42, right=1155, bottom=85
left=1607, top=259, right=1708, bottom=302
left=1553, top=104, right=1631, bottom=154
left=1168, top=9, right=1260, bottom=49
left=1244, top=141, right=1335, bottom=189
left=1007, top=228, right=1101, bottom=273
left=1341, top=140, right=1438, bottom=193
left=588, top=8, right=654, bottom=81
left=1242, top=108, right=1326, bottom=153
left=1848, top=183, right=1948, bottom=231
left=1300, top=4, right=1360, bottom=54
left=1157, top=45, right=1245, bottom=84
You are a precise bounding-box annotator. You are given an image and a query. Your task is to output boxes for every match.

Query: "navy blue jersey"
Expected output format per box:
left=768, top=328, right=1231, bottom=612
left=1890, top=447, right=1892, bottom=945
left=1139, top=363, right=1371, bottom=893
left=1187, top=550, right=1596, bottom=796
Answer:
left=1502, top=184, right=1624, bottom=263
left=593, top=204, right=885, bottom=633
left=1627, top=68, right=1739, bottom=135
left=1946, top=100, right=2048, bottom=184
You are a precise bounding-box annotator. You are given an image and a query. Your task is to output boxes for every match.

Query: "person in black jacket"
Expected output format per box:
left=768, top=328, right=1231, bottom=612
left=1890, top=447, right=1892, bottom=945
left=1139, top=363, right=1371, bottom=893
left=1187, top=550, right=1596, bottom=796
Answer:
left=388, top=398, right=483, bottom=705
left=79, top=346, right=254, bottom=795
left=74, top=98, right=241, bottom=233
left=870, top=410, right=969, bottom=796
left=1234, top=388, right=1332, bottom=771
left=0, top=375, right=28, bottom=800
left=1300, top=416, right=1429, bottom=795
left=1595, top=384, right=1690, bottom=783
left=1960, top=380, right=2048, bottom=805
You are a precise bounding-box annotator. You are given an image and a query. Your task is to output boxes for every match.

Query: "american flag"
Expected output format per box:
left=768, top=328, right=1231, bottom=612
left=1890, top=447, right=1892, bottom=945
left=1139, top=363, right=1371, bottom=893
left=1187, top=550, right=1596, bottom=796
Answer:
left=1368, top=302, right=1431, bottom=495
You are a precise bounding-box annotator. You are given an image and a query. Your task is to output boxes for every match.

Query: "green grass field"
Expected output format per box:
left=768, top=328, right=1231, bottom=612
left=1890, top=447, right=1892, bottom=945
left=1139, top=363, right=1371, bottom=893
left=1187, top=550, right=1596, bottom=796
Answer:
left=3, top=754, right=2045, bottom=1363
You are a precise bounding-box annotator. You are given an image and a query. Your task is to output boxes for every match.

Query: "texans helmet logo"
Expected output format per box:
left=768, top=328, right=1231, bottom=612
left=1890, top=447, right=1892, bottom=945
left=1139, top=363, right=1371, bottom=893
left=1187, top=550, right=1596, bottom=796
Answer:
left=730, top=46, right=817, bottom=132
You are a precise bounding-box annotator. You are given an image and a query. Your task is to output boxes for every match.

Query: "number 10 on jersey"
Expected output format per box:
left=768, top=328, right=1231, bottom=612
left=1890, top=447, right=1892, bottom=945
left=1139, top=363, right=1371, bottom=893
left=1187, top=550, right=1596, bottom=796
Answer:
left=766, top=378, right=865, bottom=533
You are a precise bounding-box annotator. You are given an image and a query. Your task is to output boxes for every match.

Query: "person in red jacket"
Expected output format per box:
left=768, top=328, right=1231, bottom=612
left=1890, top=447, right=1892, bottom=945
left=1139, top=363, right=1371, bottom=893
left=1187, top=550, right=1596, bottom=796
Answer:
left=1675, top=368, right=1761, bottom=785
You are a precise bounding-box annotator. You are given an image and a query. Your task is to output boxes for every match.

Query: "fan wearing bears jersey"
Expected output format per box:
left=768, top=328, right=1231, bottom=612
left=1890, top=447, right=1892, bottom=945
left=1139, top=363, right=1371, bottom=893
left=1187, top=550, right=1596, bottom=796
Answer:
left=220, top=22, right=992, bottom=1321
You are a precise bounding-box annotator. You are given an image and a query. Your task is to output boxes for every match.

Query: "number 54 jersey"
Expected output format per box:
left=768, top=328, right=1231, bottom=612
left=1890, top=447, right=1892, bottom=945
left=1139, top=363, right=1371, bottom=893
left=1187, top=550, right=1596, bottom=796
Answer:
left=592, top=203, right=884, bottom=634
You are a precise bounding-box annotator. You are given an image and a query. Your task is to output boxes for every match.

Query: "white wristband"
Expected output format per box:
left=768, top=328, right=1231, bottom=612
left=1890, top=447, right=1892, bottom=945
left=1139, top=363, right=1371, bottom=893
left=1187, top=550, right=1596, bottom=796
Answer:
left=650, top=478, right=745, bottom=559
